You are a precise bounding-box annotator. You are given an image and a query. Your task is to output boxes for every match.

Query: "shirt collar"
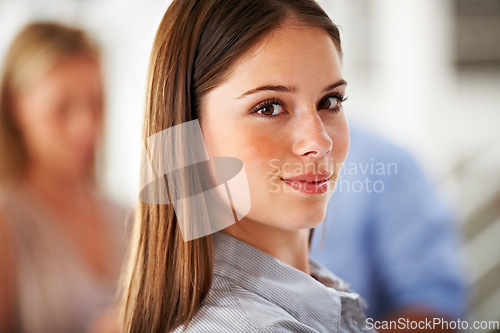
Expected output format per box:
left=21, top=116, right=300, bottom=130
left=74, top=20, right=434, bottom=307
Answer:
left=212, top=231, right=347, bottom=332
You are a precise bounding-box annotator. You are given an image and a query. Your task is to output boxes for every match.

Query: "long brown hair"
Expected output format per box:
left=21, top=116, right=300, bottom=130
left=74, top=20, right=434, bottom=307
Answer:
left=0, top=22, right=100, bottom=185
left=121, top=1, right=342, bottom=332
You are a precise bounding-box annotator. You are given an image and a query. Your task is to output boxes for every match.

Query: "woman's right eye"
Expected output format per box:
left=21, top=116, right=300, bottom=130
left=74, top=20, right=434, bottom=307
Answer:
left=251, top=98, right=286, bottom=118
left=256, top=103, right=284, bottom=116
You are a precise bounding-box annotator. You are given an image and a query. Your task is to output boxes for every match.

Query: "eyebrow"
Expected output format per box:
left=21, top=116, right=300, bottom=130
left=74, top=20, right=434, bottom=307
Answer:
left=236, top=79, right=347, bottom=99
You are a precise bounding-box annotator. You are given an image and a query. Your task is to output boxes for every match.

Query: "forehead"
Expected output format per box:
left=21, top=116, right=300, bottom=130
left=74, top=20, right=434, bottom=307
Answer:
left=22, top=56, right=101, bottom=97
left=226, top=24, right=342, bottom=89
left=46, top=57, right=100, bottom=82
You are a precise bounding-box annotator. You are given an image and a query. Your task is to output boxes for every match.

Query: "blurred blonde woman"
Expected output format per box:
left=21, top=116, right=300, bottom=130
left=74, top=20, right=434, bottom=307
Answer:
left=0, top=22, right=129, bottom=333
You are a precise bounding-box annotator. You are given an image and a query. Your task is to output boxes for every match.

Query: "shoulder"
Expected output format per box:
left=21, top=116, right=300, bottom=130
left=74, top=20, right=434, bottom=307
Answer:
left=0, top=186, right=20, bottom=282
left=95, top=192, right=134, bottom=227
left=0, top=205, right=18, bottom=330
left=174, top=275, right=315, bottom=333
left=0, top=206, right=16, bottom=265
left=173, top=275, right=256, bottom=332
left=94, top=193, right=135, bottom=245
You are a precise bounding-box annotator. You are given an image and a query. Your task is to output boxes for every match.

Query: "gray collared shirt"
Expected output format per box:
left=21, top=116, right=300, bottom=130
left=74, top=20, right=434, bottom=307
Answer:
left=174, top=232, right=374, bottom=332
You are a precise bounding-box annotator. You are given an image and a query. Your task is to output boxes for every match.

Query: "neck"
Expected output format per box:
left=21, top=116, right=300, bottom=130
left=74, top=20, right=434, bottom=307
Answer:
left=22, top=164, right=91, bottom=203
left=222, top=219, right=311, bottom=274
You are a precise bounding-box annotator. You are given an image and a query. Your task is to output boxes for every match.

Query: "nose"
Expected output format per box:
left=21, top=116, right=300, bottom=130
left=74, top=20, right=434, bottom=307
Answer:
left=70, top=104, right=101, bottom=146
left=291, top=111, right=332, bottom=158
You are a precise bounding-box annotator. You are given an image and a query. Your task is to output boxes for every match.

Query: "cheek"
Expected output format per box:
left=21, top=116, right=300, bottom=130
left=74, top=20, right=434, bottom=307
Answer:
left=201, top=119, right=285, bottom=208
left=237, top=129, right=284, bottom=203
left=18, top=110, right=58, bottom=149
left=238, top=126, right=282, bottom=167
left=17, top=93, right=63, bottom=149
left=202, top=115, right=282, bottom=169
left=18, top=110, right=78, bottom=167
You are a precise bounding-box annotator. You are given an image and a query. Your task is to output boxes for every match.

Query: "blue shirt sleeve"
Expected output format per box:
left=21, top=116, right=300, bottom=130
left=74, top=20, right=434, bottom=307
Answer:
left=368, top=144, right=467, bottom=319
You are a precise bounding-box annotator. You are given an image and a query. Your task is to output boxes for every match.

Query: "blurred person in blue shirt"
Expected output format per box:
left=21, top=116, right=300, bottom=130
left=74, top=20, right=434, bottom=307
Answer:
left=310, top=124, right=468, bottom=331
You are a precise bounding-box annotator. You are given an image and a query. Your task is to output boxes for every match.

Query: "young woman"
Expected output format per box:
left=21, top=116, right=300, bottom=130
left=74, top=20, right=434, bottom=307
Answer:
left=0, top=23, right=129, bottom=333
left=121, top=0, right=373, bottom=332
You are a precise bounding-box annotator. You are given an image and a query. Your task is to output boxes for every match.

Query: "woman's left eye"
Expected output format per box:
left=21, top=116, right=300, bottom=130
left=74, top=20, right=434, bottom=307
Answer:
left=318, top=94, right=346, bottom=112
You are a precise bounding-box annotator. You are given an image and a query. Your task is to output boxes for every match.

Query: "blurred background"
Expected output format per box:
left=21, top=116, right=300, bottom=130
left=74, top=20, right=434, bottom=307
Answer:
left=0, top=0, right=498, bottom=330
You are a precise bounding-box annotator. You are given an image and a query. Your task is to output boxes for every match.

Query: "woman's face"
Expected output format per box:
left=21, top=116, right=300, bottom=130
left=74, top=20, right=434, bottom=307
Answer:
left=200, top=23, right=349, bottom=230
left=15, top=56, right=103, bottom=180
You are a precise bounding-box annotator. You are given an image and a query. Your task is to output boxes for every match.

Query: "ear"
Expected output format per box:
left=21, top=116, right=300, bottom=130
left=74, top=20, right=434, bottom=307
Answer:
left=8, top=94, right=25, bottom=127
left=4, top=93, right=31, bottom=142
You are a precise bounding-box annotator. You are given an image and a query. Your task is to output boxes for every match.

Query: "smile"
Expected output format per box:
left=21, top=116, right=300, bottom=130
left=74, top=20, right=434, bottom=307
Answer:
left=280, top=173, right=332, bottom=195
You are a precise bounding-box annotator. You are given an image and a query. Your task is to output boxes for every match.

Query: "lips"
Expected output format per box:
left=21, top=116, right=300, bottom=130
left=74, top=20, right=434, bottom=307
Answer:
left=280, top=173, right=333, bottom=194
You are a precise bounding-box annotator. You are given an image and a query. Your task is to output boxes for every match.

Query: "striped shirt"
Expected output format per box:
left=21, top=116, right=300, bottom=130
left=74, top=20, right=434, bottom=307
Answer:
left=174, top=231, right=374, bottom=332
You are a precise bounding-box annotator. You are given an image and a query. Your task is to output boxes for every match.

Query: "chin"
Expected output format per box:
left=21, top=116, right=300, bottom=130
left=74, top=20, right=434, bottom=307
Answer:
left=244, top=200, right=327, bottom=231
left=280, top=205, right=327, bottom=230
